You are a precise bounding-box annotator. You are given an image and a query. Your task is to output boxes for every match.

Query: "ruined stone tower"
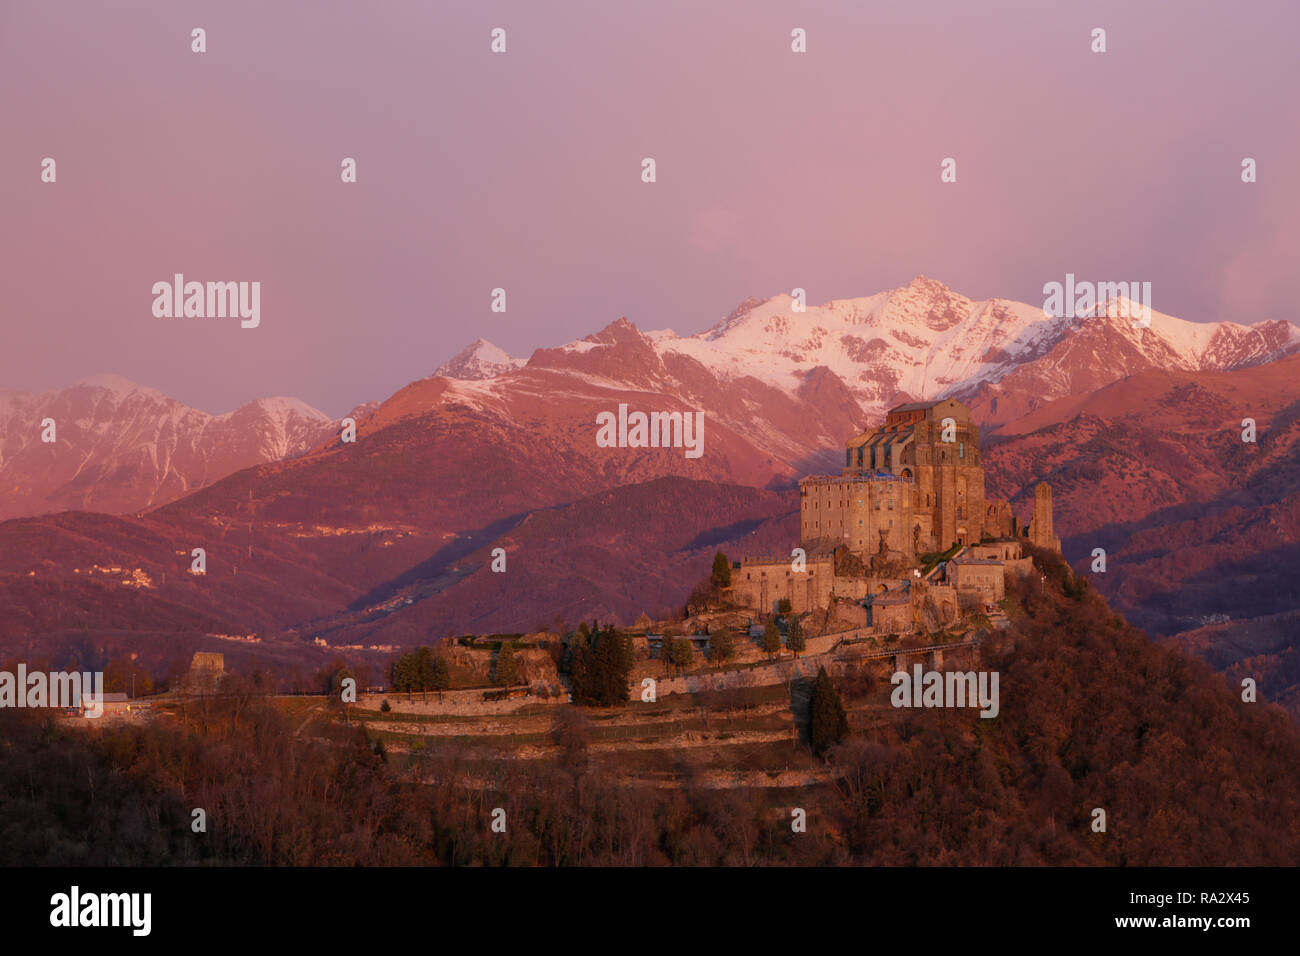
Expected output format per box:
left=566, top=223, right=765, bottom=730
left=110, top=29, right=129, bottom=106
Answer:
left=183, top=651, right=226, bottom=693
left=1028, top=482, right=1061, bottom=552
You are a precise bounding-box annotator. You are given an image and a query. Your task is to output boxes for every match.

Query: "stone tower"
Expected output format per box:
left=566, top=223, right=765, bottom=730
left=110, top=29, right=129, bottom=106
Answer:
left=1028, top=483, right=1061, bottom=552
left=183, top=651, right=226, bottom=693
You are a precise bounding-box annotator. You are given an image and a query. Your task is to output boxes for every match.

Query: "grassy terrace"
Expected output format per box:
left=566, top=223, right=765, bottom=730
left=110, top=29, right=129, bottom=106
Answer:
left=919, top=541, right=963, bottom=575
left=365, top=692, right=801, bottom=748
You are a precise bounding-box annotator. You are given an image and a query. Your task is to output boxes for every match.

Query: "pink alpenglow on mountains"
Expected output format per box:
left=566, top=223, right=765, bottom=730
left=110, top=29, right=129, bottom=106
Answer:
left=2, top=278, right=1296, bottom=523
left=434, top=277, right=1300, bottom=434
left=1, top=281, right=1299, bottom=712
left=434, top=339, right=527, bottom=381
left=0, top=375, right=336, bottom=519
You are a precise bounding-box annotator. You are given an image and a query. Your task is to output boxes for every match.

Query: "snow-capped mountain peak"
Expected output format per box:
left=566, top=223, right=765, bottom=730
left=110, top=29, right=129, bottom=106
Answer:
left=0, top=380, right=338, bottom=520
left=637, top=279, right=1062, bottom=412
left=73, top=373, right=171, bottom=404
left=225, top=396, right=330, bottom=423
left=435, top=339, right=525, bottom=381
left=521, top=278, right=1300, bottom=427
left=1077, top=297, right=1300, bottom=370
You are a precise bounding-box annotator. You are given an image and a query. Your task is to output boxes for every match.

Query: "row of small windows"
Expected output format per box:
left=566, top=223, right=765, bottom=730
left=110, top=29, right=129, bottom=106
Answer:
left=808, top=494, right=969, bottom=510
left=807, top=487, right=974, bottom=513
left=804, top=498, right=894, bottom=510
left=848, top=440, right=973, bottom=468
left=811, top=519, right=893, bottom=529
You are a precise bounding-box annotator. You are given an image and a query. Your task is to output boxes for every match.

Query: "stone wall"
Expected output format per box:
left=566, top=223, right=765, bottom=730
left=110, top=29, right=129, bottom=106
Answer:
left=356, top=689, right=569, bottom=717
left=949, top=559, right=1006, bottom=607
left=799, top=473, right=915, bottom=557
left=729, top=556, right=899, bottom=617
left=646, top=652, right=841, bottom=698
left=729, top=555, right=836, bottom=615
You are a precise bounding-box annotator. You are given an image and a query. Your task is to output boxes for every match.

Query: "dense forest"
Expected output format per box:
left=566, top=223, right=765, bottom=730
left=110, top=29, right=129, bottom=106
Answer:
left=1, top=547, right=1297, bottom=866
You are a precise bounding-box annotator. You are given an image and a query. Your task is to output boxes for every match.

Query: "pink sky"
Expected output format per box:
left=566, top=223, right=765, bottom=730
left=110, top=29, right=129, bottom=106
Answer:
left=2, top=0, right=1297, bottom=416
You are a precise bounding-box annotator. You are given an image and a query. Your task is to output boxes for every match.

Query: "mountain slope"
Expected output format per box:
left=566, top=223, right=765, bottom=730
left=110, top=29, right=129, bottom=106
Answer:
left=3, top=278, right=1295, bottom=523
left=960, top=299, right=1300, bottom=430
left=982, top=354, right=1300, bottom=713
left=0, top=376, right=337, bottom=520
left=0, top=474, right=795, bottom=653
left=2, top=278, right=1299, bottom=715
left=306, top=476, right=798, bottom=641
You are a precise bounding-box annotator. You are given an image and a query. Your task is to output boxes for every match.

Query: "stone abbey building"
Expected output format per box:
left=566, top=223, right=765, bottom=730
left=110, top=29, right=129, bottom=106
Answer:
left=800, top=397, right=1060, bottom=557
left=731, top=398, right=1059, bottom=617
left=802, top=397, right=991, bottom=556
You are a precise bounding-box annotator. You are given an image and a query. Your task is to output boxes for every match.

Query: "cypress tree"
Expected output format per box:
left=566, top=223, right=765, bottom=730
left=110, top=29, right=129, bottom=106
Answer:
left=565, top=631, right=589, bottom=675
left=762, top=621, right=781, bottom=658
left=569, top=637, right=590, bottom=698
left=495, top=644, right=518, bottom=687
left=594, top=629, right=630, bottom=705
left=809, top=666, right=848, bottom=754
left=711, top=552, right=732, bottom=589
left=414, top=645, right=434, bottom=700
left=571, top=628, right=631, bottom=706
left=669, top=637, right=693, bottom=674
left=787, top=615, right=806, bottom=657
left=391, top=654, right=414, bottom=698
left=431, top=656, right=451, bottom=698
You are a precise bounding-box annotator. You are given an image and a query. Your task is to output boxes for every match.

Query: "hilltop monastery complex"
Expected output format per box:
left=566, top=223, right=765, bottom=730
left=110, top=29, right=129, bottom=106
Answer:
left=728, top=398, right=1060, bottom=632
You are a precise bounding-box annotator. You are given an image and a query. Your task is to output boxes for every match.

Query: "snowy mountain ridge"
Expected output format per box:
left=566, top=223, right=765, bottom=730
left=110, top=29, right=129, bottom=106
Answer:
left=439, top=277, right=1300, bottom=421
